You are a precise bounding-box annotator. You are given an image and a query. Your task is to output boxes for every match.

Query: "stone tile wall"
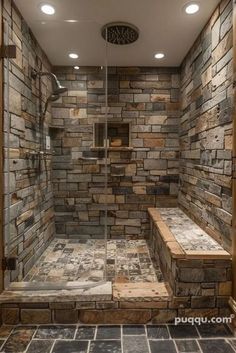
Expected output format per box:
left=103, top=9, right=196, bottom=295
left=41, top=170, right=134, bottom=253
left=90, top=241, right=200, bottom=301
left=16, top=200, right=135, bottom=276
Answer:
left=179, top=0, right=233, bottom=252
left=51, top=67, right=181, bottom=239
left=3, top=0, right=55, bottom=285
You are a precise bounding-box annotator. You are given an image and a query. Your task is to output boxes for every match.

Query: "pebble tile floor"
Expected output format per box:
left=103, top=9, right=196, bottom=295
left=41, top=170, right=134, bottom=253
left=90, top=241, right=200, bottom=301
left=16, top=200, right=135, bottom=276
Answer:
left=0, top=323, right=235, bottom=353
left=23, top=239, right=163, bottom=283
left=158, top=208, right=223, bottom=252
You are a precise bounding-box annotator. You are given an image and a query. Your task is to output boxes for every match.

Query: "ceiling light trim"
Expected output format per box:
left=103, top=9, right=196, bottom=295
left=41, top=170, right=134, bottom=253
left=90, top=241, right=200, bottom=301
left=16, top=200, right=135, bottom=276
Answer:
left=69, top=53, right=79, bottom=59
left=40, top=3, right=55, bottom=15
left=184, top=2, right=200, bottom=15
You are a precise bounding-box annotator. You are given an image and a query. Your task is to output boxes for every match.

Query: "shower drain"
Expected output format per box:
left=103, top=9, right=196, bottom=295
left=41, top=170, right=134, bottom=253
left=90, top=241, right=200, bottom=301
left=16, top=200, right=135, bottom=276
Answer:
left=101, top=22, right=139, bottom=45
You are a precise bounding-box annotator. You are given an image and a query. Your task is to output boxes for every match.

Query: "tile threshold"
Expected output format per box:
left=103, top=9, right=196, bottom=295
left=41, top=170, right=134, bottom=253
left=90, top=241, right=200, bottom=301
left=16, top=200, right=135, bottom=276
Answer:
left=0, top=281, right=112, bottom=303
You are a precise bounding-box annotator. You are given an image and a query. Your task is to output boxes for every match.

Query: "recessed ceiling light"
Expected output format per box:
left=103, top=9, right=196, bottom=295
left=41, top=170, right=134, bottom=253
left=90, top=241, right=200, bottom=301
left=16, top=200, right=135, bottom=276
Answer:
left=154, top=53, right=165, bottom=59
left=64, top=19, right=79, bottom=23
left=184, top=3, right=200, bottom=14
left=74, top=66, right=80, bottom=70
left=41, top=4, right=55, bottom=15
left=69, top=53, right=79, bottom=59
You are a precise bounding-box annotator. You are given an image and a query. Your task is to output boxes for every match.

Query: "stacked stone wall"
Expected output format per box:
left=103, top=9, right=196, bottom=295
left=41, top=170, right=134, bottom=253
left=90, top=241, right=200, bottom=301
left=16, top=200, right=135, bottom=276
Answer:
left=3, top=0, right=55, bottom=285
left=179, top=0, right=233, bottom=252
left=51, top=67, right=181, bottom=239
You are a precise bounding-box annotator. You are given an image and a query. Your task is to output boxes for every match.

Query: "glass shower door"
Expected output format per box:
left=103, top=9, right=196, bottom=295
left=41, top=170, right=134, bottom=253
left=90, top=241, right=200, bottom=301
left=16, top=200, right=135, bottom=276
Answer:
left=3, top=15, right=109, bottom=290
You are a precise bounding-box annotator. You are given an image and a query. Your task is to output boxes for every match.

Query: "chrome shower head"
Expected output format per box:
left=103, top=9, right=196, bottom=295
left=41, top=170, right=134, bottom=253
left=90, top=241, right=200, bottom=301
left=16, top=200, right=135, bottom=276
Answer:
left=32, top=70, right=68, bottom=96
left=51, top=73, right=68, bottom=95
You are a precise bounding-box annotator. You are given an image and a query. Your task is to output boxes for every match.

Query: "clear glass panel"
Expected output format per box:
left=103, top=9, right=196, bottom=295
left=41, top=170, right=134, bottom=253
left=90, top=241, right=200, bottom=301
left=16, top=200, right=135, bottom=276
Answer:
left=3, top=14, right=109, bottom=290
left=3, top=17, right=11, bottom=289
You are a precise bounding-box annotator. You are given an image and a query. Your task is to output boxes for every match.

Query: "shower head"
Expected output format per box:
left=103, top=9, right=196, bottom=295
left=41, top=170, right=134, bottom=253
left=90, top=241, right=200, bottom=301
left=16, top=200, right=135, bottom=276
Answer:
left=101, top=22, right=139, bottom=45
left=31, top=70, right=68, bottom=96
left=51, top=74, right=68, bottom=95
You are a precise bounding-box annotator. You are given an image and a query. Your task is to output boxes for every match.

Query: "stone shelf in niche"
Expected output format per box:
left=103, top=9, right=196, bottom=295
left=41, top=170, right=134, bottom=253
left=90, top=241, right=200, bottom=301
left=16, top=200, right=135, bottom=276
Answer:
left=49, top=125, right=64, bottom=129
left=94, top=122, right=131, bottom=149
left=91, top=147, right=134, bottom=151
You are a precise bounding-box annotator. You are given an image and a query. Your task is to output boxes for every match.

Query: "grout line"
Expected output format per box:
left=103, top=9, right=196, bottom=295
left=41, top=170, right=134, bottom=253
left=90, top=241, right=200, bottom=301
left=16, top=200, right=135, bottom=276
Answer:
left=172, top=339, right=179, bottom=353
left=146, top=325, right=152, bottom=353
left=121, top=325, right=124, bottom=353
left=166, top=324, right=171, bottom=339
left=49, top=339, right=56, bottom=353
left=87, top=340, right=91, bottom=353
left=94, top=325, right=98, bottom=340
left=226, top=338, right=236, bottom=353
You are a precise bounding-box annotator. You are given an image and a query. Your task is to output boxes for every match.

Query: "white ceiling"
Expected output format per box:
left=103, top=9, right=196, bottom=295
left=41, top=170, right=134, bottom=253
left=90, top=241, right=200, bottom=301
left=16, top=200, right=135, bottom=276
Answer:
left=14, top=0, right=221, bottom=67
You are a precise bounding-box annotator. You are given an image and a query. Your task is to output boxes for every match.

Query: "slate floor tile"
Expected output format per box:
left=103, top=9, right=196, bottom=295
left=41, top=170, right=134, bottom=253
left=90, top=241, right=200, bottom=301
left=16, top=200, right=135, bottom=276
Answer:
left=149, top=340, right=177, bottom=353
left=175, top=339, right=200, bottom=352
left=197, top=324, right=233, bottom=338
left=168, top=325, right=199, bottom=339
left=96, top=325, right=121, bottom=340
left=123, top=335, right=149, bottom=353
left=52, top=340, right=89, bottom=353
left=76, top=326, right=96, bottom=340
left=26, top=340, right=54, bottom=353
left=0, top=326, right=13, bottom=339
left=147, top=325, right=169, bottom=339
left=89, top=340, right=122, bottom=353
left=1, top=326, right=36, bottom=353
left=0, top=340, right=5, bottom=349
left=35, top=325, right=76, bottom=339
left=123, top=325, right=146, bottom=335
left=198, top=339, right=235, bottom=353
left=228, top=339, right=236, bottom=351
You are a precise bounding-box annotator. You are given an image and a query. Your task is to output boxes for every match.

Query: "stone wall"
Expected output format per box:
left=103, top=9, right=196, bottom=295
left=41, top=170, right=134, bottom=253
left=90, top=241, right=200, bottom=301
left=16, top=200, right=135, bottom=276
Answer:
left=179, top=0, right=233, bottom=252
left=3, top=0, right=55, bottom=285
left=51, top=67, right=181, bottom=239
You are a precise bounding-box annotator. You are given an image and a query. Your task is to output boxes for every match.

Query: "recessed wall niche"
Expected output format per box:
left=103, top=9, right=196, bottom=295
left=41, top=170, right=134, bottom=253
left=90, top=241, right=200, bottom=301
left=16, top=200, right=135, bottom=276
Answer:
left=94, top=122, right=131, bottom=148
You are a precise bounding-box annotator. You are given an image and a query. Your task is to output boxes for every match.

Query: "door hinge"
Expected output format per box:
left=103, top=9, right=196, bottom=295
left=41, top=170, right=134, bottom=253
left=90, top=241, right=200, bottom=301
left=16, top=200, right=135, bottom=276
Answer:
left=232, top=157, right=236, bottom=179
left=2, top=257, right=17, bottom=271
left=0, top=45, right=17, bottom=59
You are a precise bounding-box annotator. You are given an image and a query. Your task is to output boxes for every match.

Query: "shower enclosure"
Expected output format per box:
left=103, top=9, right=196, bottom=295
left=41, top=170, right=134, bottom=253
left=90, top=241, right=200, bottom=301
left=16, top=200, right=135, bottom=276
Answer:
left=3, top=16, right=110, bottom=290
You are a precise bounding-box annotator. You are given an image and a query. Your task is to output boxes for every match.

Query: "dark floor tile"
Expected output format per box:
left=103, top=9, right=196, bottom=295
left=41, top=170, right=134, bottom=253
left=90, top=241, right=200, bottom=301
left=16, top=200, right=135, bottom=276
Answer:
left=197, top=324, right=233, bottom=338
left=0, top=326, right=14, bottom=339
left=199, top=339, right=235, bottom=353
left=52, top=340, right=88, bottom=353
left=229, top=339, right=236, bottom=351
left=149, top=340, right=177, bottom=353
left=76, top=326, right=96, bottom=340
left=175, top=339, right=200, bottom=352
left=1, top=326, right=36, bottom=353
left=35, top=325, right=76, bottom=339
left=26, top=340, right=54, bottom=353
left=123, top=336, right=149, bottom=353
left=168, top=325, right=199, bottom=339
left=123, top=325, right=146, bottom=335
left=147, top=325, right=169, bottom=339
left=96, top=326, right=121, bottom=340
left=89, top=340, right=121, bottom=353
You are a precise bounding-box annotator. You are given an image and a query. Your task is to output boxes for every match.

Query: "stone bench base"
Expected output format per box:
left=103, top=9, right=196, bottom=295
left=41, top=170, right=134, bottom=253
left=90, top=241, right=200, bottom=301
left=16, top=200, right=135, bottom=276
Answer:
left=148, top=207, right=232, bottom=316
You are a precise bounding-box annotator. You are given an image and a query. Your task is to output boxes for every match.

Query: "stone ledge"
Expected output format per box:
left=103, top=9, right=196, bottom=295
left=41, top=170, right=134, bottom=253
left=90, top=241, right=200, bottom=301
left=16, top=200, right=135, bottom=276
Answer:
left=0, top=282, right=112, bottom=303
left=148, top=208, right=231, bottom=260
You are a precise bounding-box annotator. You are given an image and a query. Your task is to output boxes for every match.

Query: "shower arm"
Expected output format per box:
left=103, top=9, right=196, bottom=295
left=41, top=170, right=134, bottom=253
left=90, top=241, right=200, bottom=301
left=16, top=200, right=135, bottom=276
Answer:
left=31, top=69, right=55, bottom=81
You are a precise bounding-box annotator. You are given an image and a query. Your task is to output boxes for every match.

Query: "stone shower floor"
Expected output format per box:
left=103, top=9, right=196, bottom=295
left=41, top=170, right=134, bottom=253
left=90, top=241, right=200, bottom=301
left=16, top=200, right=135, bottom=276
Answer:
left=158, top=208, right=223, bottom=252
left=23, top=239, right=163, bottom=284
